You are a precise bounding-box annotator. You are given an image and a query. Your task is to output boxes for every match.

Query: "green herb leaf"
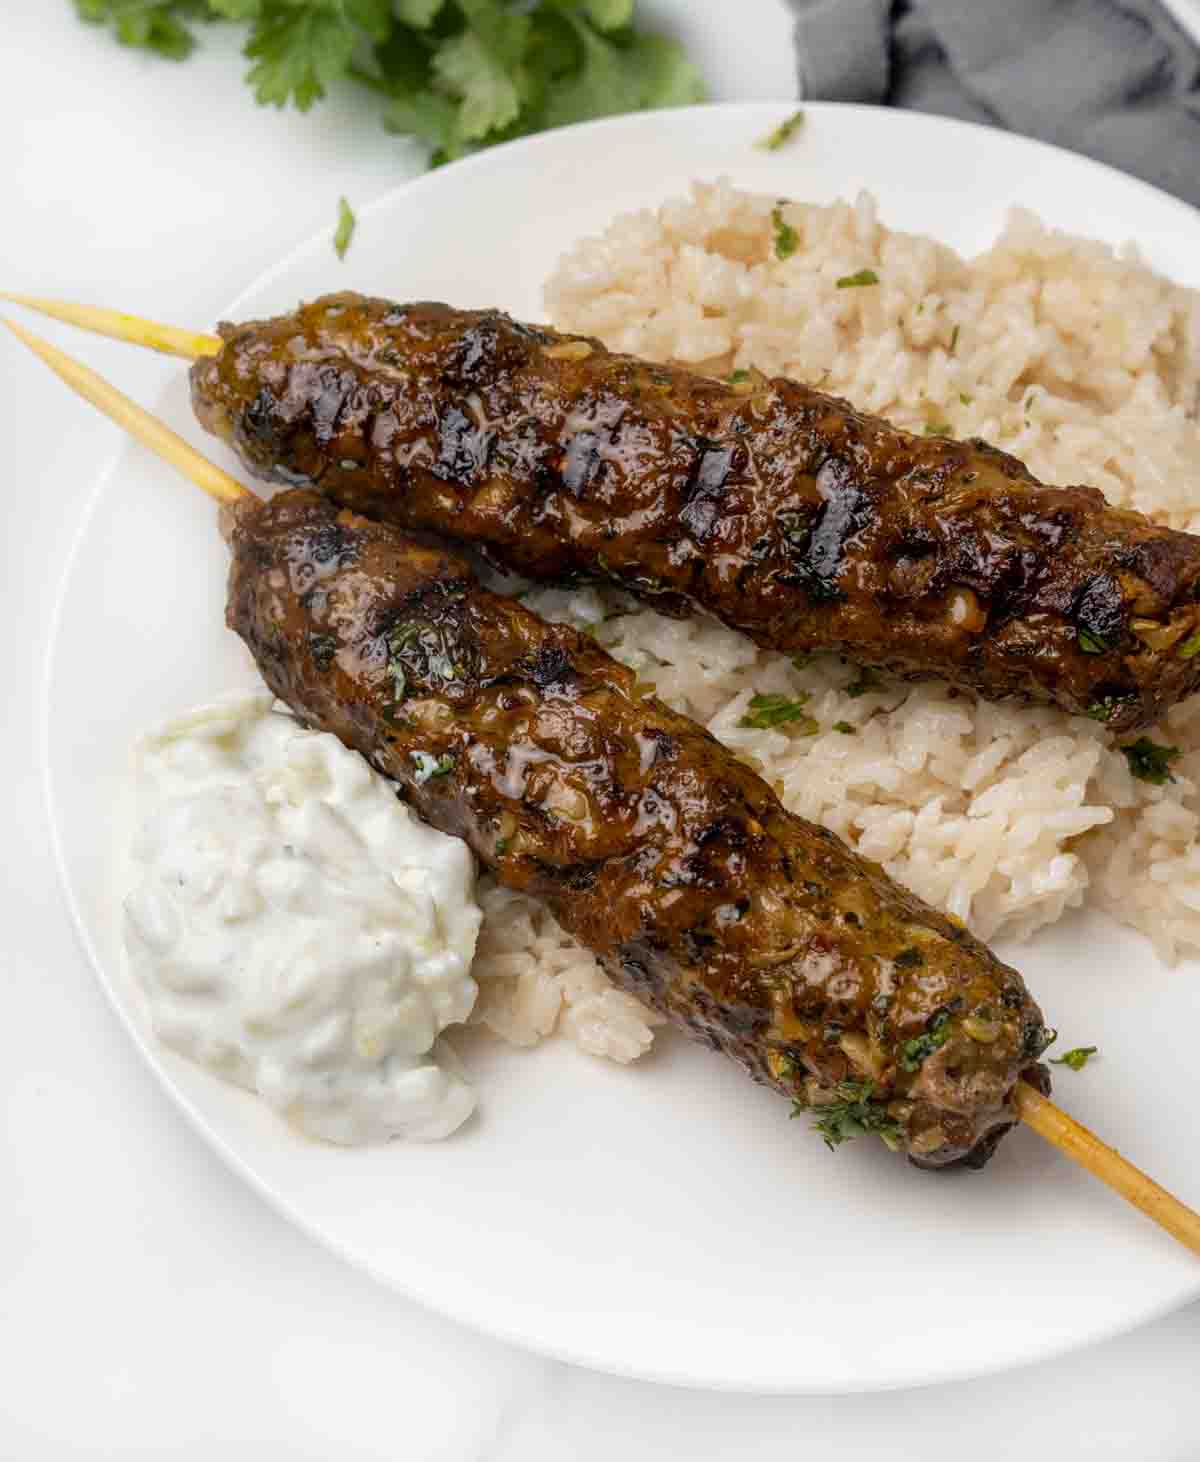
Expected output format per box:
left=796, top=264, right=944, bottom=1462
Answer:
left=1120, top=737, right=1180, bottom=785
left=394, top=0, right=444, bottom=25
left=845, top=666, right=882, bottom=698
left=833, top=720, right=856, bottom=734
left=836, top=268, right=879, bottom=289
left=739, top=692, right=815, bottom=730
left=1085, top=695, right=1129, bottom=724
left=771, top=205, right=798, bottom=261
left=898, top=1009, right=952, bottom=1072
left=949, top=325, right=960, bottom=353
left=1077, top=628, right=1111, bottom=655
left=924, top=422, right=952, bottom=436
left=410, top=750, right=455, bottom=784
left=1049, top=1044, right=1098, bottom=1071
left=727, top=368, right=750, bottom=384
left=959, top=391, right=974, bottom=405
left=537, top=13, right=702, bottom=132
left=209, top=0, right=262, bottom=17
left=1178, top=633, right=1200, bottom=659
left=384, top=88, right=464, bottom=163
left=757, top=109, right=804, bottom=151
left=333, top=196, right=356, bottom=259
left=243, top=5, right=359, bottom=110
left=580, top=0, right=634, bottom=29
left=74, top=0, right=210, bottom=59
left=75, top=0, right=704, bottom=163
left=801, top=1079, right=904, bottom=1152
left=433, top=19, right=528, bottom=139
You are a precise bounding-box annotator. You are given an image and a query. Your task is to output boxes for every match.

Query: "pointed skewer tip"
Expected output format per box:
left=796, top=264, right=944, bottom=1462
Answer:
left=5, top=317, right=245, bottom=505
left=1, top=293, right=221, bottom=360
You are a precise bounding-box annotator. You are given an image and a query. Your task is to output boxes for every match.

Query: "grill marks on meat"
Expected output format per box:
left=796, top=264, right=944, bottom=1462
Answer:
left=226, top=489, right=1051, bottom=1168
left=193, top=293, right=1200, bottom=732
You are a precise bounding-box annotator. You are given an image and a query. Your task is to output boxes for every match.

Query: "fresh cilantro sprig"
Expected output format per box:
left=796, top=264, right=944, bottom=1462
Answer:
left=75, top=0, right=212, bottom=59
left=74, top=0, right=704, bottom=166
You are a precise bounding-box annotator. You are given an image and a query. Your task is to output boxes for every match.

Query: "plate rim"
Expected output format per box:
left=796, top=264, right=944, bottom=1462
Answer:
left=39, top=100, right=1200, bottom=1394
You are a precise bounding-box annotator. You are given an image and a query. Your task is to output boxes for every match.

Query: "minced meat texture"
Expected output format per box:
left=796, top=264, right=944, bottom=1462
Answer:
left=226, top=488, right=1052, bottom=1168
left=194, top=293, right=1200, bottom=732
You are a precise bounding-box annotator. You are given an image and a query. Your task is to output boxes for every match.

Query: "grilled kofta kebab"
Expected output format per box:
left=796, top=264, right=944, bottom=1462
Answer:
left=192, top=293, right=1200, bottom=734
left=11, top=313, right=1200, bottom=1251
left=227, top=485, right=1052, bottom=1171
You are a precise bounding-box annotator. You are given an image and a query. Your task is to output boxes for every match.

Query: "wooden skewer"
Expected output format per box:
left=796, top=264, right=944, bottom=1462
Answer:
left=1, top=294, right=220, bottom=361
left=1012, top=1079, right=1200, bottom=1254
left=2, top=318, right=243, bottom=504
left=6, top=315, right=1200, bottom=1259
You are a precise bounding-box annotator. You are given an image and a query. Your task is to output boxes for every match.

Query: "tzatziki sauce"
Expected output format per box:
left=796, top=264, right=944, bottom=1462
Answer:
left=123, top=692, right=481, bottom=1144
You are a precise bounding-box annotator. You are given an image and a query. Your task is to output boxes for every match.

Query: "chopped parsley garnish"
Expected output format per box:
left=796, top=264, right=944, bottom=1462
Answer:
left=727, top=368, right=750, bottom=384
left=740, top=692, right=817, bottom=731
left=924, top=422, right=952, bottom=436
left=836, top=268, right=879, bottom=289
left=387, top=617, right=469, bottom=690
left=1085, top=695, right=1129, bottom=724
left=494, top=837, right=510, bottom=856
left=845, top=666, right=883, bottom=698
left=757, top=109, right=805, bottom=150
left=1077, top=628, right=1111, bottom=655
left=1120, top=737, right=1180, bottom=785
left=833, top=720, right=856, bottom=734
left=898, top=1008, right=953, bottom=1072
left=772, top=205, right=799, bottom=261
left=1178, top=633, right=1200, bottom=659
left=795, top=1079, right=903, bottom=1152
left=1050, top=1044, right=1098, bottom=1071
left=949, top=325, right=960, bottom=353
left=334, top=197, right=355, bottom=260
left=387, top=622, right=421, bottom=700
left=410, top=750, right=454, bottom=785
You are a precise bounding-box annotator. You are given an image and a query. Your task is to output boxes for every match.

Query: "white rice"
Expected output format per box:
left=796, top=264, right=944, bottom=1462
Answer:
left=469, top=179, right=1200, bottom=1060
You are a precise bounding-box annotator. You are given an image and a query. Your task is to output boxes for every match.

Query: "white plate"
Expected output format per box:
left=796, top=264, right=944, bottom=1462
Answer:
left=43, top=102, right=1200, bottom=1394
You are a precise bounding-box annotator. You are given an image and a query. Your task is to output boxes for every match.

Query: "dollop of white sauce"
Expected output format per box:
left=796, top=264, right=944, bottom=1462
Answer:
left=123, top=692, right=481, bottom=1145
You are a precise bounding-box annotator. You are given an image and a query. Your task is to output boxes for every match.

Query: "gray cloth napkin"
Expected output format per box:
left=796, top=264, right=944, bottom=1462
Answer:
left=786, top=0, right=1200, bottom=208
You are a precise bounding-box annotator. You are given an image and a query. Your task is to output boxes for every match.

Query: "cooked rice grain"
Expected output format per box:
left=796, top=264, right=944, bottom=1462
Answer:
left=470, top=181, right=1200, bottom=1060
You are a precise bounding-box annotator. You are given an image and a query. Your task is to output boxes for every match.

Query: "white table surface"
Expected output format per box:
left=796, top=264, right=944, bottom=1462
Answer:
left=3, top=2, right=1199, bottom=1455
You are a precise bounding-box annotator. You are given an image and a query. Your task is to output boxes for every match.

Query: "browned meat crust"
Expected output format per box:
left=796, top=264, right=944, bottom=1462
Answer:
left=195, top=293, right=1200, bottom=733
left=226, top=488, right=1053, bottom=1168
